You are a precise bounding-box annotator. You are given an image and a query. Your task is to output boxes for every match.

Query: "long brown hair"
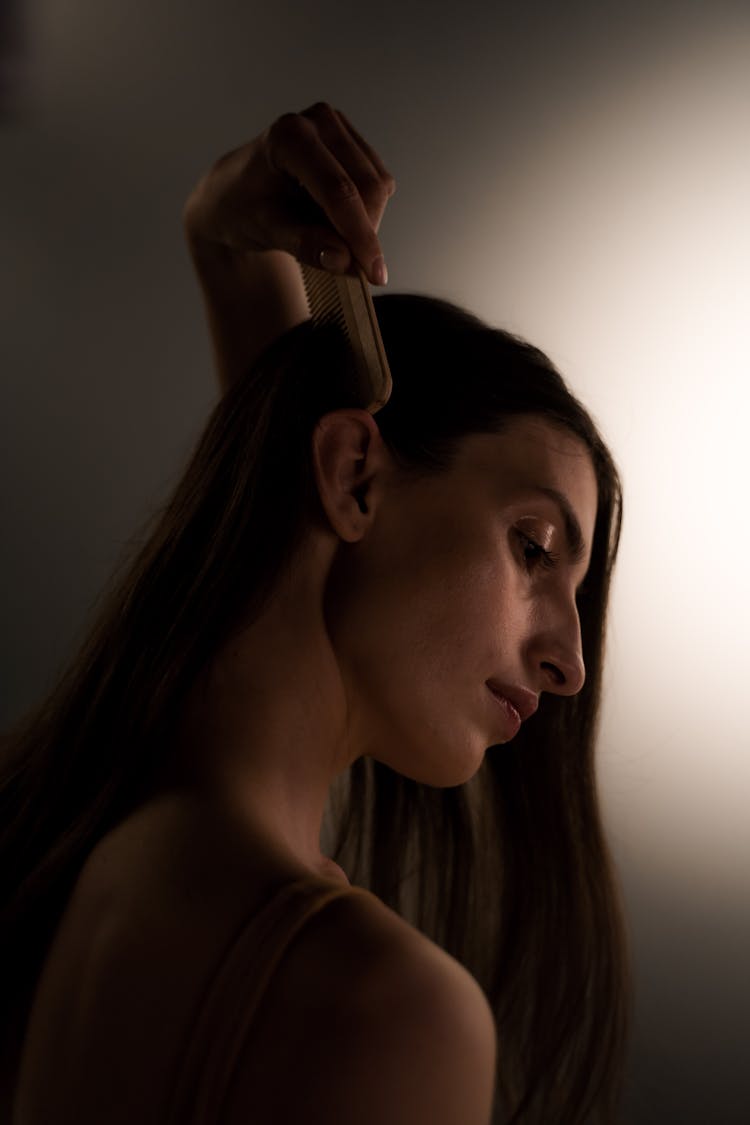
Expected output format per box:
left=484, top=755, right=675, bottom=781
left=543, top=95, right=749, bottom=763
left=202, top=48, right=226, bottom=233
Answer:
left=1, top=294, right=631, bottom=1123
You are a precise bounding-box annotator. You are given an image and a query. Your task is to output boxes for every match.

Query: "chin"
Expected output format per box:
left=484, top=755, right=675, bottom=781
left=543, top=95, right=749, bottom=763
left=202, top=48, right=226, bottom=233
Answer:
left=383, top=741, right=487, bottom=790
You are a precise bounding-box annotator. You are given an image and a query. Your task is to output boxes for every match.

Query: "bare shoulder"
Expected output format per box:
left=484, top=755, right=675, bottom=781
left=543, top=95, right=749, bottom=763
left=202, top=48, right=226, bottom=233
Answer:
left=224, top=887, right=498, bottom=1125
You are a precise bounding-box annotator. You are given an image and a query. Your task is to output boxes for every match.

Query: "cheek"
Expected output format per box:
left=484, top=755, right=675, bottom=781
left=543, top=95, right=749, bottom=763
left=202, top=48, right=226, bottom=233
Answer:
left=323, top=508, right=530, bottom=762
left=333, top=547, right=512, bottom=715
left=338, top=529, right=523, bottom=682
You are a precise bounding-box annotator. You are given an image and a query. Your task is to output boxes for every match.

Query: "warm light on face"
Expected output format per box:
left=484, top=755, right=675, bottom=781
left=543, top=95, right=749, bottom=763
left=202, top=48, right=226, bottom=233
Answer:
left=446, top=27, right=750, bottom=902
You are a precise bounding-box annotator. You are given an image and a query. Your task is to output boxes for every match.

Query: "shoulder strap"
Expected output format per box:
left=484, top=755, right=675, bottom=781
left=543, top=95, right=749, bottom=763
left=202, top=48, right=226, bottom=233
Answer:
left=165, top=877, right=374, bottom=1125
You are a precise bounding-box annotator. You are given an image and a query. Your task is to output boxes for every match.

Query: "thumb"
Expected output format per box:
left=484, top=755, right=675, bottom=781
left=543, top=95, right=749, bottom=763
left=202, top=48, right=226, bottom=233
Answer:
left=299, top=229, right=353, bottom=274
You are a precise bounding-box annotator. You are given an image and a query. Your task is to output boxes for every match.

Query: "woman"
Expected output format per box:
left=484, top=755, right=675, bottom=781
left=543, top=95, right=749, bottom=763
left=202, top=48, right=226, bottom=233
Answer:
left=1, top=103, right=631, bottom=1124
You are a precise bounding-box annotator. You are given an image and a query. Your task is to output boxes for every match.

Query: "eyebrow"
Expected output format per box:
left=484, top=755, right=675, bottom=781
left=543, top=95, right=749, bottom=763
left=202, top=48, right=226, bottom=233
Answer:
left=531, top=486, right=588, bottom=565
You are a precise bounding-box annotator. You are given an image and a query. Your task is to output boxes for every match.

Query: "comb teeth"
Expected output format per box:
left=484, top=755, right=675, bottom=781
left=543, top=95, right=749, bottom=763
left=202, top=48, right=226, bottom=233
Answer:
left=300, top=262, right=393, bottom=414
left=300, top=268, right=348, bottom=331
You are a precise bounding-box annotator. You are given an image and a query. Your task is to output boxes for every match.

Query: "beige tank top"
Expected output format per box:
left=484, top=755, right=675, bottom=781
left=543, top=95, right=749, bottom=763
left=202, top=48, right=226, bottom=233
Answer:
left=164, top=876, right=375, bottom=1125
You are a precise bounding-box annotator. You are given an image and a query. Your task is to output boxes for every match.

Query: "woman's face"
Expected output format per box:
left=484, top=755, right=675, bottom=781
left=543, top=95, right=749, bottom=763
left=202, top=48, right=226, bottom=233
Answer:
left=324, top=413, right=599, bottom=787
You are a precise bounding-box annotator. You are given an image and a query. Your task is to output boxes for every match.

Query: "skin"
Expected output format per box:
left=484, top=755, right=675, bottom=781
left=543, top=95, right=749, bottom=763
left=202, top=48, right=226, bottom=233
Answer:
left=173, top=410, right=598, bottom=881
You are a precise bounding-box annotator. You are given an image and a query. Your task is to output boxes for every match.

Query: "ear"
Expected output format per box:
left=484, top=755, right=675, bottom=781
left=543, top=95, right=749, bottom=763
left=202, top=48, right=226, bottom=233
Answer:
left=311, top=410, right=390, bottom=543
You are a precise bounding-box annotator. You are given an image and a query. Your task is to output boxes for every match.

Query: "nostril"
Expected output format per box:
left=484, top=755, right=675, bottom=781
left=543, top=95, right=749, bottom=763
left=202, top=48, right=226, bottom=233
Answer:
left=541, top=661, right=565, bottom=687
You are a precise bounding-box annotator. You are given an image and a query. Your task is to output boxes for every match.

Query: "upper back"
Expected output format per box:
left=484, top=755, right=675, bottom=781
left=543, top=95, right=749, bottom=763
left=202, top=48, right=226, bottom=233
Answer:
left=11, top=795, right=497, bottom=1125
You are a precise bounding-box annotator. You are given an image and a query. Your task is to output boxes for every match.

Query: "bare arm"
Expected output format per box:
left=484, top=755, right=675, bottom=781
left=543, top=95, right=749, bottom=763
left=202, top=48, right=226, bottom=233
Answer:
left=182, top=104, right=396, bottom=395
left=182, top=238, right=309, bottom=397
left=335, top=952, right=498, bottom=1125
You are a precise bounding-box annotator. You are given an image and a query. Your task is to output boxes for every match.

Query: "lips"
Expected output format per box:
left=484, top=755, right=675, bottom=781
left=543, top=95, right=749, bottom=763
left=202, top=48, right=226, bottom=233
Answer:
left=486, top=681, right=539, bottom=722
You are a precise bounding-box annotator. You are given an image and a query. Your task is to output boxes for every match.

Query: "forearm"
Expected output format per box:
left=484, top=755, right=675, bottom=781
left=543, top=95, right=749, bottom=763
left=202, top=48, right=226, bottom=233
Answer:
left=185, top=233, right=310, bottom=396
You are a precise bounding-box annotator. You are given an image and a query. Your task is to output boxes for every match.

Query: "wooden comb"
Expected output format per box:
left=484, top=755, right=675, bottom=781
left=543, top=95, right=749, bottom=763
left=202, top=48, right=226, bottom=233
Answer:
left=299, top=262, right=393, bottom=414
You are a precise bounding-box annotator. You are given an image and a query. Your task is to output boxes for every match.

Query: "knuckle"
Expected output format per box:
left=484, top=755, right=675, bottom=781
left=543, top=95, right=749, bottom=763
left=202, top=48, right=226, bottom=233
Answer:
left=329, top=174, right=359, bottom=203
left=359, top=174, right=390, bottom=208
left=266, top=112, right=314, bottom=174
left=307, top=100, right=336, bottom=117
left=268, top=112, right=298, bottom=140
left=268, top=112, right=311, bottom=149
left=265, top=115, right=293, bottom=165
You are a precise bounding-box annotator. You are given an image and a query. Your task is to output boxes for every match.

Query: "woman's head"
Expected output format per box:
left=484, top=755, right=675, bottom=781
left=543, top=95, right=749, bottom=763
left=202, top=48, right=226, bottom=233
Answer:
left=368, top=294, right=622, bottom=740
left=305, top=406, right=598, bottom=790
left=219, top=292, right=621, bottom=791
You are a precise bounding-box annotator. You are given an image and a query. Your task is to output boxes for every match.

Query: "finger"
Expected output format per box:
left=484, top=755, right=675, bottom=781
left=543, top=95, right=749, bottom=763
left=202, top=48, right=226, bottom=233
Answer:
left=267, top=113, right=387, bottom=285
left=301, top=104, right=395, bottom=229
left=253, top=196, right=353, bottom=275
left=336, top=109, right=397, bottom=195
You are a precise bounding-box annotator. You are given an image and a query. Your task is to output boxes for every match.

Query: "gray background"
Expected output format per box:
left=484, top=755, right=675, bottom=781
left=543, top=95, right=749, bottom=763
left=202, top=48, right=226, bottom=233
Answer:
left=2, top=1, right=749, bottom=1121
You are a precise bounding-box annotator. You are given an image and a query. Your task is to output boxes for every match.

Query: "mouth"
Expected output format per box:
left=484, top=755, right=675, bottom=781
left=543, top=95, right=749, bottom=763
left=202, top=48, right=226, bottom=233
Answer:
left=486, top=681, right=539, bottom=723
left=486, top=685, right=522, bottom=737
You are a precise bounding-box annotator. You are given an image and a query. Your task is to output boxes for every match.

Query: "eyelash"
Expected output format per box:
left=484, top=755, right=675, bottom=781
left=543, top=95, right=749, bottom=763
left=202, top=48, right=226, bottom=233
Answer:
left=516, top=531, right=560, bottom=574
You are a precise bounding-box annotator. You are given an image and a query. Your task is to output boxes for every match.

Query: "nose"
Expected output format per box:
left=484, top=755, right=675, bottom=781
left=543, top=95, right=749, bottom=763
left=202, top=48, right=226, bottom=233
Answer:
left=527, top=596, right=586, bottom=697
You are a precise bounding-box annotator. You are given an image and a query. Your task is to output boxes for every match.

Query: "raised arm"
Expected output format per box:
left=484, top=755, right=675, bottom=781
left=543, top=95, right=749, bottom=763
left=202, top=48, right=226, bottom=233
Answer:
left=182, top=102, right=395, bottom=395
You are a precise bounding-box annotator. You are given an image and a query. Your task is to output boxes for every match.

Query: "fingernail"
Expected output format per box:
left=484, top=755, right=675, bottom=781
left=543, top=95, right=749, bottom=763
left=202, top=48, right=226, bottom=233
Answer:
left=371, top=255, right=388, bottom=286
left=319, top=247, right=349, bottom=272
